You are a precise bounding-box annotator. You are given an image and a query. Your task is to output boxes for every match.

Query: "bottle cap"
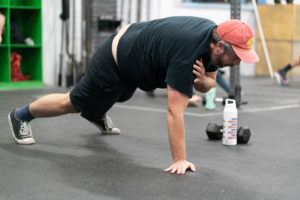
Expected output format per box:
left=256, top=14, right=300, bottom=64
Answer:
left=225, top=99, right=236, bottom=107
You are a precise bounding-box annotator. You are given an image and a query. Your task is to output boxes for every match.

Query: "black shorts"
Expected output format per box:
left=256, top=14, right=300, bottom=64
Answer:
left=70, top=34, right=136, bottom=122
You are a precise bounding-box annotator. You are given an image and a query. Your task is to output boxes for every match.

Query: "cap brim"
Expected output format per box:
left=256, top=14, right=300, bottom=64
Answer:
left=232, top=46, right=259, bottom=63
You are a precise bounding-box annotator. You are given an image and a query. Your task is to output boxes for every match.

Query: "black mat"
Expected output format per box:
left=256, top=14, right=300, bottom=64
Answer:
left=0, top=77, right=300, bottom=200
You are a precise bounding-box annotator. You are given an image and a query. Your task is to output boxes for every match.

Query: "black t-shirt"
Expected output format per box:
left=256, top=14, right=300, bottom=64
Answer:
left=117, top=16, right=218, bottom=97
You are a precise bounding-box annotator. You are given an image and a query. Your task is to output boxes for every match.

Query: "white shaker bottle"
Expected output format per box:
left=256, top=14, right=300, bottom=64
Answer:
left=222, top=99, right=238, bottom=145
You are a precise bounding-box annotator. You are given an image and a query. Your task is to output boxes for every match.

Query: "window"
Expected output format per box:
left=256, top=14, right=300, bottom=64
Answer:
left=182, top=0, right=253, bottom=4
left=186, top=0, right=229, bottom=3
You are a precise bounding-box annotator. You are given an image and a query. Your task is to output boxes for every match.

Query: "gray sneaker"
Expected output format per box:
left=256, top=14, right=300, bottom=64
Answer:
left=91, top=115, right=121, bottom=135
left=8, top=109, right=35, bottom=144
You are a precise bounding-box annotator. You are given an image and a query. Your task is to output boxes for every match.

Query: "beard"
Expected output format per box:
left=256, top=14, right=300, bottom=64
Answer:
left=211, top=54, right=224, bottom=68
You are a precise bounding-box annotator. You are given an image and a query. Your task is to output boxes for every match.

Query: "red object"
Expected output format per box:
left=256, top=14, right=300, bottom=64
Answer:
left=216, top=20, right=259, bottom=63
left=10, top=52, right=30, bottom=82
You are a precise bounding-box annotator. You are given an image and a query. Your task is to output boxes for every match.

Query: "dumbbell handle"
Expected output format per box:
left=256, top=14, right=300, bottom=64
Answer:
left=215, top=97, right=224, bottom=103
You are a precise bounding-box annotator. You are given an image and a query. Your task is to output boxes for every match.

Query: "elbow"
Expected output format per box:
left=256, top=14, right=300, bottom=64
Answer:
left=167, top=106, right=176, bottom=119
left=195, top=85, right=211, bottom=93
left=194, top=80, right=216, bottom=93
left=167, top=106, right=182, bottom=122
left=202, top=86, right=213, bottom=93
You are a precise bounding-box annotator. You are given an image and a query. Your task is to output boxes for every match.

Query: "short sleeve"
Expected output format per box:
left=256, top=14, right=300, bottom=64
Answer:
left=205, top=63, right=218, bottom=72
left=165, top=62, right=194, bottom=98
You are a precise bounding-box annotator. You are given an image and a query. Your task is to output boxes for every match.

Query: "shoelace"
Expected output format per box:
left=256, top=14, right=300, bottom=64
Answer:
left=20, top=121, right=31, bottom=136
left=104, top=117, right=113, bottom=130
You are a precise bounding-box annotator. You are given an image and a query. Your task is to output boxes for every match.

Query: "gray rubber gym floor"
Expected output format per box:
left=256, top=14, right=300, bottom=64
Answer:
left=1, top=77, right=300, bottom=200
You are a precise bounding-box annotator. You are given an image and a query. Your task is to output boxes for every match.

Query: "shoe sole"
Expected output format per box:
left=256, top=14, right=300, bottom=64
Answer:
left=90, top=121, right=121, bottom=135
left=8, top=113, right=35, bottom=145
left=102, top=131, right=121, bottom=135
left=100, top=127, right=121, bottom=135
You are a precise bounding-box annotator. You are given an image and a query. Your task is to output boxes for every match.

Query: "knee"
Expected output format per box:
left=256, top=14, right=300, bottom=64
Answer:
left=62, top=93, right=79, bottom=113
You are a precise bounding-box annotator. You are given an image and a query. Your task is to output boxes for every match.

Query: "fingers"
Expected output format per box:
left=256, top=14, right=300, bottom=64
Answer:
left=193, top=59, right=205, bottom=84
left=164, top=165, right=184, bottom=175
left=193, top=59, right=205, bottom=76
left=189, top=163, right=196, bottom=172
left=171, top=167, right=177, bottom=174
left=195, top=59, right=204, bottom=68
left=164, top=165, right=173, bottom=172
left=193, top=65, right=204, bottom=80
left=193, top=64, right=204, bottom=73
left=164, top=161, right=196, bottom=175
left=193, top=69, right=201, bottom=77
left=193, top=64, right=204, bottom=71
left=176, top=167, right=183, bottom=175
left=164, top=164, right=178, bottom=174
left=193, top=63, right=204, bottom=72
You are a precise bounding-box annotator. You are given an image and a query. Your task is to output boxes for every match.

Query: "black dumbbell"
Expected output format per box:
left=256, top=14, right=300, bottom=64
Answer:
left=206, top=123, right=251, bottom=144
left=202, top=97, right=227, bottom=106
left=237, top=126, right=251, bottom=144
left=206, top=122, right=223, bottom=140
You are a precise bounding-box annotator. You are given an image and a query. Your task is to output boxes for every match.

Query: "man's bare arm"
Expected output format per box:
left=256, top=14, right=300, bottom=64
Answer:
left=164, top=85, right=196, bottom=175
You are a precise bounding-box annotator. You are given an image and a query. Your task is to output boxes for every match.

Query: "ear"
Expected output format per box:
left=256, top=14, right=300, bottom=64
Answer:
left=215, top=41, right=225, bottom=54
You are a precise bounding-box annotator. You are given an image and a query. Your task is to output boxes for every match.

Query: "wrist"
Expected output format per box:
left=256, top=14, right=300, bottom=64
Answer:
left=174, top=157, right=186, bottom=162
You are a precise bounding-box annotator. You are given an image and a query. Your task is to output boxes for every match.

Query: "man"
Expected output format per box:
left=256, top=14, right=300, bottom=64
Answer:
left=274, top=55, right=300, bottom=86
left=8, top=16, right=258, bottom=175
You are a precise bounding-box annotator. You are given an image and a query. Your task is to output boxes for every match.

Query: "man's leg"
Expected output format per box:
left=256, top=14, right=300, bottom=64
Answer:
left=8, top=93, right=77, bottom=145
left=275, top=56, right=300, bottom=86
left=188, top=94, right=202, bottom=107
left=275, top=64, right=291, bottom=86
left=30, top=93, right=77, bottom=117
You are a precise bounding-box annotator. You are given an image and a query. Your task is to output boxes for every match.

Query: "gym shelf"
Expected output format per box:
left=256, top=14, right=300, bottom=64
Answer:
left=0, top=0, right=42, bottom=89
left=9, top=6, right=40, bottom=10
left=10, top=44, right=41, bottom=48
left=9, top=0, right=40, bottom=7
left=0, top=81, right=43, bottom=89
left=0, top=0, right=8, bottom=6
left=0, top=47, right=10, bottom=82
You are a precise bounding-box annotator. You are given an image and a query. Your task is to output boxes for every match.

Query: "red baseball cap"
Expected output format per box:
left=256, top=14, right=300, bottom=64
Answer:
left=216, top=19, right=259, bottom=63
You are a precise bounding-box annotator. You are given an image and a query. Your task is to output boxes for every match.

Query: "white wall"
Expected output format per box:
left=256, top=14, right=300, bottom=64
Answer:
left=42, top=0, right=82, bottom=86
left=42, top=0, right=61, bottom=86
